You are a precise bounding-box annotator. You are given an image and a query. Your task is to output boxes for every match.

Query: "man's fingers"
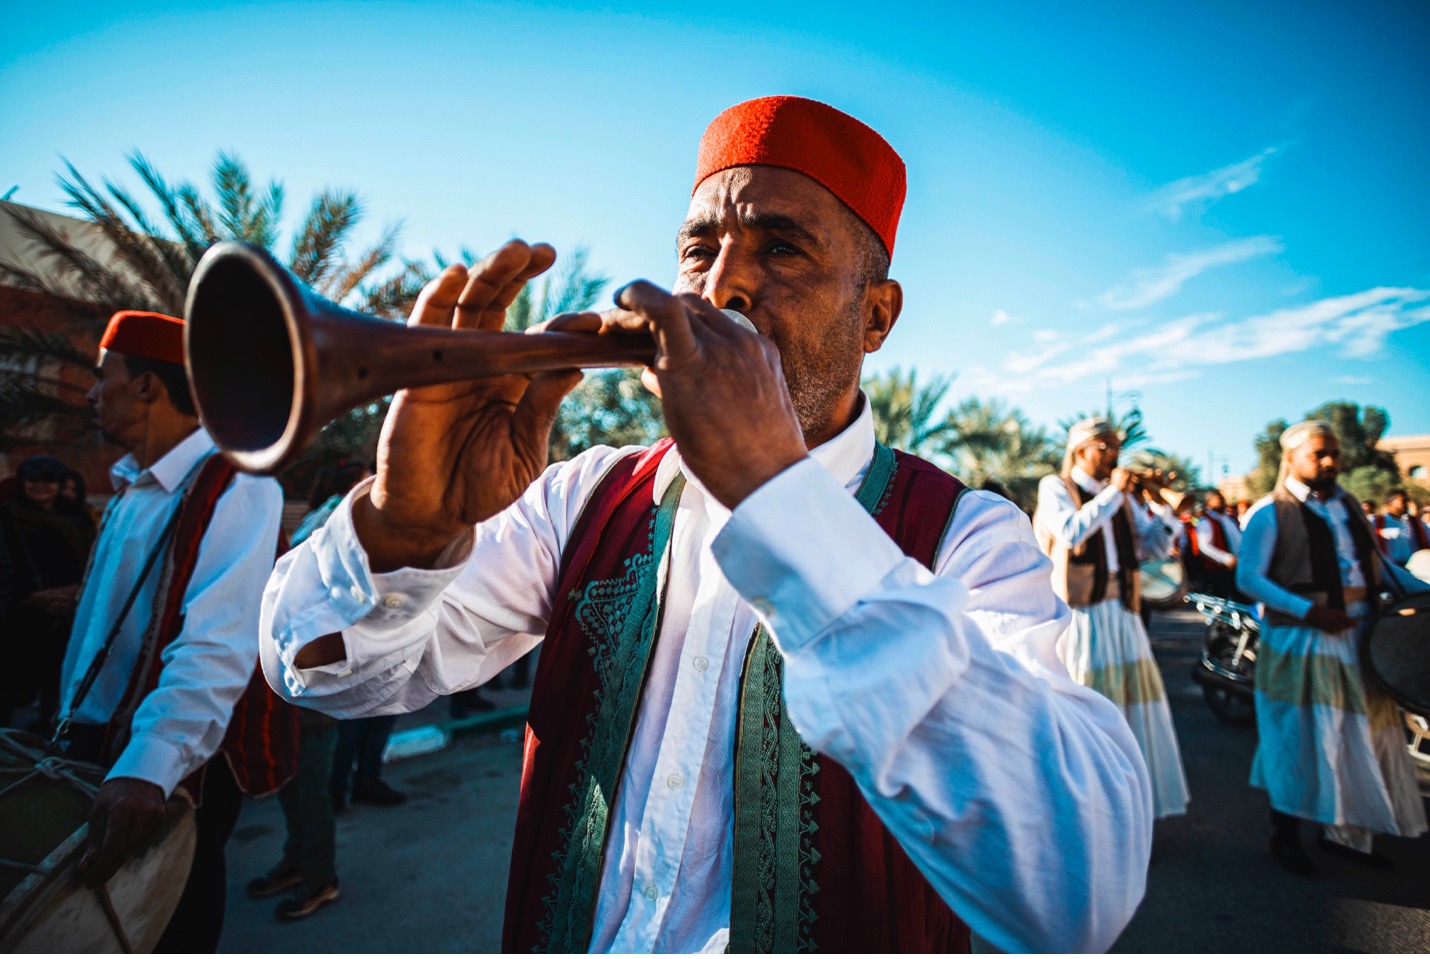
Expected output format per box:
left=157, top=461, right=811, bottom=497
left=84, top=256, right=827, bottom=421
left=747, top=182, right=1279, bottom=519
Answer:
left=530, top=311, right=604, bottom=335
left=408, top=266, right=471, bottom=330
left=455, top=240, right=557, bottom=333
left=615, top=281, right=699, bottom=363
left=83, top=808, right=134, bottom=886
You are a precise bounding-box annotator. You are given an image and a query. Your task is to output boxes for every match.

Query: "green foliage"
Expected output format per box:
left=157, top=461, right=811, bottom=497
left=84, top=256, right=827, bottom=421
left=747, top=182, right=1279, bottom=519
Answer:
left=1125, top=449, right=1203, bottom=491
left=1339, top=464, right=1403, bottom=506
left=1247, top=401, right=1398, bottom=498
left=943, top=397, right=1062, bottom=512
left=862, top=367, right=957, bottom=458
left=1059, top=406, right=1149, bottom=450
left=550, top=371, right=665, bottom=461
left=0, top=150, right=424, bottom=464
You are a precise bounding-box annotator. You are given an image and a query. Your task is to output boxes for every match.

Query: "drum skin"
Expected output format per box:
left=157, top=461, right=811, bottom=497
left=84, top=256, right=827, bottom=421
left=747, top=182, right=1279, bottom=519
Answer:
left=0, top=731, right=196, bottom=952
left=1365, top=592, right=1430, bottom=716
left=1139, top=556, right=1187, bottom=609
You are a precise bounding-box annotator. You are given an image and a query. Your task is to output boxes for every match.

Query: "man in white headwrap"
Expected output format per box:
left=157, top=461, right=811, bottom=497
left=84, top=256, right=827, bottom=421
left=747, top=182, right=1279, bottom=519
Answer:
left=1237, top=420, right=1427, bottom=873
left=1034, top=419, right=1190, bottom=819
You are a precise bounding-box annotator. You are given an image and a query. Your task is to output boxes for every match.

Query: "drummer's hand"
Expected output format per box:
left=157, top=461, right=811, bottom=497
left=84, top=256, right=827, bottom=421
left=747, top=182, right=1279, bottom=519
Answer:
left=80, top=777, right=167, bottom=887
left=355, top=240, right=584, bottom=572
left=1305, top=604, right=1354, bottom=634
left=550, top=282, right=807, bottom=508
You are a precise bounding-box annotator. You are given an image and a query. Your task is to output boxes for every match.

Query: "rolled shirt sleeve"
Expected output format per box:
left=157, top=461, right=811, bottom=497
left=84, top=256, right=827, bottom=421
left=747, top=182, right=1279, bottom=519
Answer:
left=260, top=447, right=640, bottom=718
left=713, top=458, right=1153, bottom=953
left=107, top=474, right=284, bottom=796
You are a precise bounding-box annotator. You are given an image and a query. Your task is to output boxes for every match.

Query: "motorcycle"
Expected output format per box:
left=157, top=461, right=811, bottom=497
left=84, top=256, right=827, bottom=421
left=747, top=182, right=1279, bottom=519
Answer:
left=1186, top=591, right=1259, bottom=726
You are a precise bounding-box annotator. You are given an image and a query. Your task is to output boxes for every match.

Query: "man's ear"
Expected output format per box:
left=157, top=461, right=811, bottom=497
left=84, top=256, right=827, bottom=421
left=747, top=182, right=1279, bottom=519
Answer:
left=131, top=370, right=164, bottom=406
left=862, top=278, right=902, bottom=354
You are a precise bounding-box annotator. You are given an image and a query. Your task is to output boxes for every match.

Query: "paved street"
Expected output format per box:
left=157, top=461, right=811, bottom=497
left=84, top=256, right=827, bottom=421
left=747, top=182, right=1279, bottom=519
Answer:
left=219, top=608, right=1430, bottom=952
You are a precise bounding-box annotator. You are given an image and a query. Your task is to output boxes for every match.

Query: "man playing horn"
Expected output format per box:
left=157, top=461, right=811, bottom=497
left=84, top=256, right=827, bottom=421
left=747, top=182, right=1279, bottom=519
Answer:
left=1033, top=418, right=1190, bottom=820
left=1237, top=421, right=1427, bottom=873
left=259, top=96, right=1151, bottom=952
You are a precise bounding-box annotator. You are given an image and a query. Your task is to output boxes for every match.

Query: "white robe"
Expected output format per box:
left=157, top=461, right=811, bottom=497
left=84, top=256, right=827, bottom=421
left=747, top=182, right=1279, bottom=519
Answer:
left=1034, top=469, right=1191, bottom=819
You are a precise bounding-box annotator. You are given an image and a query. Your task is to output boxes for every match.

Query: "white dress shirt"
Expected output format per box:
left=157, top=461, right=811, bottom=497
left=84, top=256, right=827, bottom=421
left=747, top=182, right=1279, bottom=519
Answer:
left=1237, top=479, right=1366, bottom=620
left=59, top=428, right=284, bottom=795
left=1034, top=466, right=1177, bottom=568
left=261, top=400, right=1152, bottom=953
left=1196, top=510, right=1243, bottom=568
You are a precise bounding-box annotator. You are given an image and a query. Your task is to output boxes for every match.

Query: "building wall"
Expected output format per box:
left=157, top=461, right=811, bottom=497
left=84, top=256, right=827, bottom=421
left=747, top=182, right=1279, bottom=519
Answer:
left=1379, top=434, right=1430, bottom=483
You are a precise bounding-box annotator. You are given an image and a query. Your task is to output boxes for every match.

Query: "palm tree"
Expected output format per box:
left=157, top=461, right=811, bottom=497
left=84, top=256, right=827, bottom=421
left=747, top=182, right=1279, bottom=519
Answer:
left=943, top=397, right=1062, bottom=511
left=0, top=150, right=427, bottom=462
left=862, top=367, right=958, bottom=460
left=1058, top=406, right=1149, bottom=450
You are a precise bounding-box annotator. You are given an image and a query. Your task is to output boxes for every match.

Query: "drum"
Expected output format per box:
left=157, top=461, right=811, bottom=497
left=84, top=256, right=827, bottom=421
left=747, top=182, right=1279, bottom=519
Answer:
left=1364, top=591, right=1430, bottom=715
left=1139, top=556, right=1187, bottom=610
left=1406, top=548, right=1430, bottom=584
left=0, top=729, right=195, bottom=952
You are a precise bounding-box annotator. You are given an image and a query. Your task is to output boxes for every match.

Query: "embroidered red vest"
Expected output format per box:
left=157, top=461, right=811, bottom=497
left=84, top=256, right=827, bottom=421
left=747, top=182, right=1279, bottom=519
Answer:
left=503, top=440, right=971, bottom=953
left=102, top=455, right=300, bottom=798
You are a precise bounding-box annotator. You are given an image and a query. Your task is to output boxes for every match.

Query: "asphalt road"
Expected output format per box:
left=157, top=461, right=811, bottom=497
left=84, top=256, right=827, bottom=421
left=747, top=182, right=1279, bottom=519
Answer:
left=218, top=608, right=1430, bottom=952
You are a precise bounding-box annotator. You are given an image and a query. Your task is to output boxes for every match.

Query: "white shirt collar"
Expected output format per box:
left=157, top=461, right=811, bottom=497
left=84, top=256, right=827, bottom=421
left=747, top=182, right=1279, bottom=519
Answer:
left=1070, top=465, right=1106, bottom=495
left=110, top=428, right=215, bottom=493
left=652, top=392, right=876, bottom=505
left=1282, top=475, right=1350, bottom=509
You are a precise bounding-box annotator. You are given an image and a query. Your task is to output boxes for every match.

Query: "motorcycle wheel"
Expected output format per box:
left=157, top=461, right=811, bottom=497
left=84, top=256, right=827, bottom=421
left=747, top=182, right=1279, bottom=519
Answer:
left=1203, top=625, right=1257, bottom=727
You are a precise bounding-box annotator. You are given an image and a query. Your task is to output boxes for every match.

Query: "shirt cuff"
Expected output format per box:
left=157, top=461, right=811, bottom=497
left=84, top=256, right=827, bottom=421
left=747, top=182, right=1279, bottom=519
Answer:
left=712, top=458, right=906, bottom=649
left=106, top=733, right=187, bottom=798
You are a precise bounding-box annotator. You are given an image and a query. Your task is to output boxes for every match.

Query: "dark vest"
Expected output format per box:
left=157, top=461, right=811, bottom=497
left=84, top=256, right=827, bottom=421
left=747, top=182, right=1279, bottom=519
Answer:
left=502, top=440, right=972, bottom=952
left=1265, top=483, right=1381, bottom=627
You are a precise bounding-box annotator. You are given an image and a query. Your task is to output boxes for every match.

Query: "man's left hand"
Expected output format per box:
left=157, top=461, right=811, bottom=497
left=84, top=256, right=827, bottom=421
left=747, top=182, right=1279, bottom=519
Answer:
left=538, top=283, right=808, bottom=508
left=80, top=777, right=168, bottom=886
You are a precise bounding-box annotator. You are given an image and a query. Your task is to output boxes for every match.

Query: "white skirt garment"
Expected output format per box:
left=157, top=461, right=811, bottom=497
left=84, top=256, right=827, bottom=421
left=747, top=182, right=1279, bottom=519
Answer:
left=1059, top=598, right=1190, bottom=819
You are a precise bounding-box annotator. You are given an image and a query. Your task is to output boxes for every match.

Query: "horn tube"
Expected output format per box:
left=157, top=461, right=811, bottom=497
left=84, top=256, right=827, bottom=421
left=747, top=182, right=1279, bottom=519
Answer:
left=183, top=241, right=654, bottom=474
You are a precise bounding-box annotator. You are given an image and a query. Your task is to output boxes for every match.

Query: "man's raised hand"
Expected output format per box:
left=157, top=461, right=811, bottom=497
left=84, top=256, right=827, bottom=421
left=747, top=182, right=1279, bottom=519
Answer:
left=353, top=240, right=583, bottom=572
left=544, top=282, right=807, bottom=509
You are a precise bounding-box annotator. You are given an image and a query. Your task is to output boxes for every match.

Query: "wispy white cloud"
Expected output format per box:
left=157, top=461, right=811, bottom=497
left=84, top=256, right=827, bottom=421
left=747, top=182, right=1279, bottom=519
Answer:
left=1334, top=375, right=1373, bottom=385
left=1147, top=146, right=1280, bottom=221
left=1094, top=237, right=1283, bottom=311
left=990, top=308, right=1016, bottom=327
left=985, top=287, right=1429, bottom=393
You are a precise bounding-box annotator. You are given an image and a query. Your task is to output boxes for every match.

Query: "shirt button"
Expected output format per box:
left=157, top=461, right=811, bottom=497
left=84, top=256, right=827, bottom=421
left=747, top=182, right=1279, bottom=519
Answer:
left=644, top=884, right=658, bottom=901
left=329, top=585, right=345, bottom=602
left=693, top=656, right=709, bottom=672
left=667, top=772, right=683, bottom=790
left=383, top=594, right=405, bottom=609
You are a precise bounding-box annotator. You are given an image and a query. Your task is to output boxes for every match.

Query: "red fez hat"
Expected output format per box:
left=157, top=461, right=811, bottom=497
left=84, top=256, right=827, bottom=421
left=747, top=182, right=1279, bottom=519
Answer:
left=99, top=311, right=186, bottom=366
left=694, top=96, right=907, bottom=257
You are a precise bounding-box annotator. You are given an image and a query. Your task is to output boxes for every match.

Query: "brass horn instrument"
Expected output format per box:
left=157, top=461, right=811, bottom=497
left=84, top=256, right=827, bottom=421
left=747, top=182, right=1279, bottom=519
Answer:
left=183, top=241, right=655, bottom=474
left=1127, top=468, right=1193, bottom=514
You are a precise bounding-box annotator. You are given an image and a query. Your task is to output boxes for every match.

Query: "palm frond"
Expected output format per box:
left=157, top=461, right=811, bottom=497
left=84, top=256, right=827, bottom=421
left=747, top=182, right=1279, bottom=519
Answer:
left=289, top=189, right=362, bottom=288
left=127, top=150, right=210, bottom=259
left=328, top=221, right=401, bottom=304
left=1, top=205, right=159, bottom=310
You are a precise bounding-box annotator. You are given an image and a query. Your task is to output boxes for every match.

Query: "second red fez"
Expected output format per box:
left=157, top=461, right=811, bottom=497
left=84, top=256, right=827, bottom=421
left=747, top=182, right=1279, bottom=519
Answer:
left=100, top=311, right=186, bottom=366
left=693, top=95, right=907, bottom=258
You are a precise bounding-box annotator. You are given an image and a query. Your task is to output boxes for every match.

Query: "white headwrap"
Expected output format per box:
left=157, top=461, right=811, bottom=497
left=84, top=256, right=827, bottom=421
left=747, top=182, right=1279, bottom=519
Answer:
left=1280, top=419, right=1336, bottom=453
left=1066, top=417, right=1118, bottom=453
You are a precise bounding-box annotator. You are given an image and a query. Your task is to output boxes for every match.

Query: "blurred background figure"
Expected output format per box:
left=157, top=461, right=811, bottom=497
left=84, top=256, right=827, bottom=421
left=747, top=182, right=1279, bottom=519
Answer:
left=0, top=455, right=95, bottom=730
left=1373, top=488, right=1429, bottom=565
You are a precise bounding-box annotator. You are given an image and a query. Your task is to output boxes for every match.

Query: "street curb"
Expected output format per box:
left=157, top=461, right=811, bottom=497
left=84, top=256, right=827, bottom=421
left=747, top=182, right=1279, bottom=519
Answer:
left=383, top=705, right=529, bottom=762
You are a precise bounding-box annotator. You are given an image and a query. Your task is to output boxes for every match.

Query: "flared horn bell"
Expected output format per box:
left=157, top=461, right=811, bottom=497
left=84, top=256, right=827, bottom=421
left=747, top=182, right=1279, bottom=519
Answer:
left=183, top=241, right=654, bottom=475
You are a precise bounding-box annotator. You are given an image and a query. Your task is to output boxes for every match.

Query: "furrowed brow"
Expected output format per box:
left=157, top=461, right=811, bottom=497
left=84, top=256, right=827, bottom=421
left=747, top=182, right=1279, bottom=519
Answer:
left=740, top=212, right=826, bottom=251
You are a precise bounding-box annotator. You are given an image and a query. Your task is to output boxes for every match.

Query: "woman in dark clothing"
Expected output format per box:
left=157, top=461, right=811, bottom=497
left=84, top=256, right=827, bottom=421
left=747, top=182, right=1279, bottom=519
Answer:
left=0, top=456, right=96, bottom=729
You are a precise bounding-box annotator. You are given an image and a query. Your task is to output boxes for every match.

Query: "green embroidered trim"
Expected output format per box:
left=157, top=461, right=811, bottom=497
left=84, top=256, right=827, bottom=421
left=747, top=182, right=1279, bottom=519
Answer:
left=729, top=443, right=895, bottom=953
left=537, top=476, right=684, bottom=952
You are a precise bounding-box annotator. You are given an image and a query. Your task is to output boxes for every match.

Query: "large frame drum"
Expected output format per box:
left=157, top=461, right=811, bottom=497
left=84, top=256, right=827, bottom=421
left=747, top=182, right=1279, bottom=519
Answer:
left=1139, top=556, right=1187, bottom=610
left=1364, top=591, right=1430, bottom=716
left=0, top=730, right=195, bottom=952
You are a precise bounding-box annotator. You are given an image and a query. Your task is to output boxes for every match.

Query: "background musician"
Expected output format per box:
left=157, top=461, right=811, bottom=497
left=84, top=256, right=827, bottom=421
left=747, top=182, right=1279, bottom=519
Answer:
left=58, top=311, right=296, bottom=951
left=1034, top=418, right=1190, bottom=821
left=1236, top=420, right=1427, bottom=874
left=1374, top=488, right=1430, bottom=565
left=259, top=96, right=1153, bottom=952
left=1197, top=490, right=1243, bottom=599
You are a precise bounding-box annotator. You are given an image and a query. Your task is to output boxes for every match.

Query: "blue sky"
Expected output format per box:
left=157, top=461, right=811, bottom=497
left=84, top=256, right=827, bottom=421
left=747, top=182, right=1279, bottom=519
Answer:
left=4, top=0, right=1427, bottom=478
